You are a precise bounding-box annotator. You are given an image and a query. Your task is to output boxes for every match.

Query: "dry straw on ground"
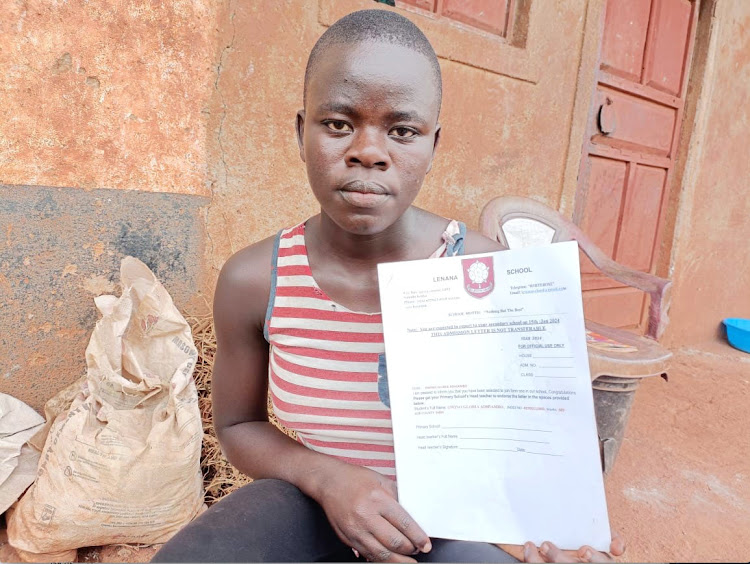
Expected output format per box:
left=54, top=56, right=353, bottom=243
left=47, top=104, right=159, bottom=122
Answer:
left=187, top=315, right=296, bottom=505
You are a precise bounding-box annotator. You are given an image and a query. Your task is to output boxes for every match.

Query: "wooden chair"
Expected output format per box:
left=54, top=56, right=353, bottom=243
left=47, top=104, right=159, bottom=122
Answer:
left=479, top=195, right=673, bottom=473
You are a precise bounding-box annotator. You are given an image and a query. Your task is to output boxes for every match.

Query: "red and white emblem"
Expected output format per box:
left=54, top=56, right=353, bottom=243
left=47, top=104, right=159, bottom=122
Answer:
left=462, top=257, right=495, bottom=299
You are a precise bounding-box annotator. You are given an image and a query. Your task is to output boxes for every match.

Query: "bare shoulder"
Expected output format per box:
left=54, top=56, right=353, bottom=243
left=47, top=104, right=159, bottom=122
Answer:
left=412, top=208, right=507, bottom=255
left=463, top=229, right=507, bottom=254
left=214, top=234, right=278, bottom=334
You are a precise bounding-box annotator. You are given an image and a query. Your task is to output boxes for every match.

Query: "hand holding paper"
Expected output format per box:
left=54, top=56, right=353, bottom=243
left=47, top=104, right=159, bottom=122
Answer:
left=512, top=530, right=626, bottom=562
left=378, top=241, right=611, bottom=551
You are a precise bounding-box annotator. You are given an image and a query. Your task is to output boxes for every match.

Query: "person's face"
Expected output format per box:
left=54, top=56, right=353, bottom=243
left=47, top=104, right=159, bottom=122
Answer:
left=297, top=41, right=441, bottom=235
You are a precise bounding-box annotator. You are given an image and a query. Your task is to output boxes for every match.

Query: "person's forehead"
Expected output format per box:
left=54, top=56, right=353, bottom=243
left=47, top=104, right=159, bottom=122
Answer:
left=308, top=42, right=439, bottom=114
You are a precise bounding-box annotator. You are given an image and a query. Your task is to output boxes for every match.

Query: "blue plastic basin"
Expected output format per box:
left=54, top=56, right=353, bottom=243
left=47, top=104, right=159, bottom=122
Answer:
left=723, top=318, right=750, bottom=353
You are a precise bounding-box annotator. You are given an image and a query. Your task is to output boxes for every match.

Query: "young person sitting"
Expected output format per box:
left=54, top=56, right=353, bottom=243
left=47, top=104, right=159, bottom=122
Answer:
left=152, top=9, right=625, bottom=563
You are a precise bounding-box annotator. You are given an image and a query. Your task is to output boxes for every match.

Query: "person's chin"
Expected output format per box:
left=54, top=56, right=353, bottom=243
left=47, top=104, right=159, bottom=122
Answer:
left=333, top=210, right=395, bottom=236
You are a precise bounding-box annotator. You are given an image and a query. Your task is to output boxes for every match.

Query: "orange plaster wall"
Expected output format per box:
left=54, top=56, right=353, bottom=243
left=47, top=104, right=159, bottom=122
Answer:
left=0, top=0, right=218, bottom=196
left=203, top=0, right=591, bottom=280
left=0, top=1, right=219, bottom=411
left=665, top=1, right=750, bottom=348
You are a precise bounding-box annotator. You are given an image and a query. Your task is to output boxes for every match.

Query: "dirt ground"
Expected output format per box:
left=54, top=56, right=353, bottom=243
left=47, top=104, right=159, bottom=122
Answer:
left=1, top=343, right=748, bottom=563
left=604, top=343, right=750, bottom=563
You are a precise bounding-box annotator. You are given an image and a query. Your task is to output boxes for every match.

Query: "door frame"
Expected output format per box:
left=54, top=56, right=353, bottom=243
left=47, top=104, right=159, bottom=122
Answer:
left=558, top=0, right=717, bottom=330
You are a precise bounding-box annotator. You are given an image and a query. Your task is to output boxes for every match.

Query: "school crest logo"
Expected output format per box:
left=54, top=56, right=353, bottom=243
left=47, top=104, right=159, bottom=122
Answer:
left=462, top=257, right=495, bottom=299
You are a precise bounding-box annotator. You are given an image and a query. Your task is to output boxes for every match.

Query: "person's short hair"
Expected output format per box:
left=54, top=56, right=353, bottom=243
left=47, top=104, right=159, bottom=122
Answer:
left=304, top=9, right=442, bottom=111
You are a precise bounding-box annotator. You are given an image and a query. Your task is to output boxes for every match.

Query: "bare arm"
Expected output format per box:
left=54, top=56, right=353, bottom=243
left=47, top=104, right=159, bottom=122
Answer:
left=212, top=236, right=344, bottom=496
left=211, top=237, right=430, bottom=562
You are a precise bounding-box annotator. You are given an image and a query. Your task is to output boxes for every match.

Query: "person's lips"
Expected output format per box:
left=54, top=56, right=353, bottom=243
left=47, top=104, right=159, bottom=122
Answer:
left=338, top=180, right=390, bottom=208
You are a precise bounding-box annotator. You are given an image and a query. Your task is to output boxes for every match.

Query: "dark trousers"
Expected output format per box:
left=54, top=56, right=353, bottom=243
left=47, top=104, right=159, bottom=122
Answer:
left=152, top=479, right=519, bottom=563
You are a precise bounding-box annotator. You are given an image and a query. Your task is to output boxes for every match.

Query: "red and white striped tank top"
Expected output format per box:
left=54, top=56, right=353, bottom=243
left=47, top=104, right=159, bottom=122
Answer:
left=265, top=219, right=465, bottom=479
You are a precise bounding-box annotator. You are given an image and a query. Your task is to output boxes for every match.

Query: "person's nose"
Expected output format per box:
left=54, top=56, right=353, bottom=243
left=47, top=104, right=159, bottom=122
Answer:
left=345, top=127, right=390, bottom=170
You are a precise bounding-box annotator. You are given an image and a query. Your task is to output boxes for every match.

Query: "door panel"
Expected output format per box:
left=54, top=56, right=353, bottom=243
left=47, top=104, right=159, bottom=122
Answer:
left=583, top=288, right=646, bottom=329
left=398, top=0, right=514, bottom=37
left=643, top=0, right=693, bottom=95
left=616, top=165, right=666, bottom=271
left=600, top=0, right=651, bottom=82
left=592, top=86, right=676, bottom=157
left=442, top=0, right=510, bottom=35
left=399, top=0, right=436, bottom=11
left=579, top=157, right=626, bottom=278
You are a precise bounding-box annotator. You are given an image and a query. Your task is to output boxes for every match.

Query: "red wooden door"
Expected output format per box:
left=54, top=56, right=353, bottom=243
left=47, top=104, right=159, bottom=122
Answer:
left=575, top=0, right=699, bottom=331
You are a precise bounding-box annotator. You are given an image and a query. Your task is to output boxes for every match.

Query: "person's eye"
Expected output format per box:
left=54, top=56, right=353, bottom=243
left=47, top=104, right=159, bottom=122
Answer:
left=324, top=120, right=352, bottom=133
left=390, top=127, right=418, bottom=139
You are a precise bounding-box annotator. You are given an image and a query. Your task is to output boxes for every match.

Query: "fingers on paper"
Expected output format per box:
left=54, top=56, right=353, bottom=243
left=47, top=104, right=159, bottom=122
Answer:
left=357, top=532, right=418, bottom=563
left=340, top=507, right=429, bottom=562
left=523, top=539, right=622, bottom=563
left=575, top=530, right=626, bottom=562
left=380, top=505, right=432, bottom=554
left=529, top=541, right=587, bottom=563
left=575, top=545, right=615, bottom=562
left=539, top=541, right=576, bottom=562
left=336, top=526, right=415, bottom=563
left=609, top=531, right=626, bottom=556
left=368, top=521, right=419, bottom=558
left=522, top=542, right=546, bottom=562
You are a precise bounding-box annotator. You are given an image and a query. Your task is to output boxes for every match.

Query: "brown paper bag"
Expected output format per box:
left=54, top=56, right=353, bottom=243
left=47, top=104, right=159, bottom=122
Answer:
left=8, top=257, right=204, bottom=558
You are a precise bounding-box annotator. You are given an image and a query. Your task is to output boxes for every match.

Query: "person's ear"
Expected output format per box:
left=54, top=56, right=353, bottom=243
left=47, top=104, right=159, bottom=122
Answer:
left=296, top=110, right=306, bottom=163
left=426, top=123, right=441, bottom=174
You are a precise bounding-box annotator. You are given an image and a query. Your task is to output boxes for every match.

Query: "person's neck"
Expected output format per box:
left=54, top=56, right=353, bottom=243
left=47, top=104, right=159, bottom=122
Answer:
left=311, top=208, right=418, bottom=265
